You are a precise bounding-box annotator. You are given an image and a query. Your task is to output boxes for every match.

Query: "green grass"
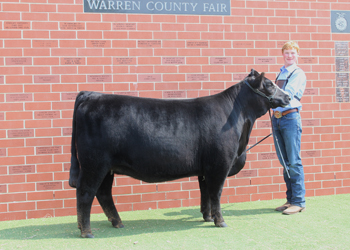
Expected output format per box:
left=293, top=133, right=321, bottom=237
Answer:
left=0, top=194, right=349, bottom=250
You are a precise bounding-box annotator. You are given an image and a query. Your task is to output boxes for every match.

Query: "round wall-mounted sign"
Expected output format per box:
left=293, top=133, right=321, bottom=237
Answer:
left=335, top=13, right=348, bottom=31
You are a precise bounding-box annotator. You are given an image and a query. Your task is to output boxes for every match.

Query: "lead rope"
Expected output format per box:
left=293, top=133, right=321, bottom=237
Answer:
left=245, top=133, right=272, bottom=152
left=268, top=109, right=291, bottom=179
left=244, top=111, right=290, bottom=179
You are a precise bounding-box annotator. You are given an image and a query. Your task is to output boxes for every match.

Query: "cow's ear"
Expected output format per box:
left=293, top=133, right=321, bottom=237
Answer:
left=248, top=68, right=260, bottom=77
left=249, top=69, right=260, bottom=77
left=254, top=72, right=265, bottom=88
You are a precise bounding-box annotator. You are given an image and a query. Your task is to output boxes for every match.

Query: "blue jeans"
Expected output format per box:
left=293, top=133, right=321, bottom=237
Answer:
left=272, top=111, right=306, bottom=208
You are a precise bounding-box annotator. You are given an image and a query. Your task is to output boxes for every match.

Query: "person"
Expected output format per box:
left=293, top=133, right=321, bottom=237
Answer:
left=272, top=41, right=307, bottom=215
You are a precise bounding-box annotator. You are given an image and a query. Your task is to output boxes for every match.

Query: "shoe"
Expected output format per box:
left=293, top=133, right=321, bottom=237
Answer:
left=275, top=202, right=291, bottom=212
left=282, top=205, right=306, bottom=215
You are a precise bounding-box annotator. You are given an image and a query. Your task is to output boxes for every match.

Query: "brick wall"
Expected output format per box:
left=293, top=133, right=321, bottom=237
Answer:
left=1, top=0, right=350, bottom=221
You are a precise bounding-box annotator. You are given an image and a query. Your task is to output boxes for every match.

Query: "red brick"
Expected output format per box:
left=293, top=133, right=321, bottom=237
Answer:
left=236, top=186, right=258, bottom=195
left=0, top=156, right=25, bottom=166
left=167, top=191, right=189, bottom=200
left=0, top=211, right=26, bottom=221
left=0, top=12, right=21, bottom=20
left=258, top=184, right=280, bottom=193
left=117, top=194, right=141, bottom=204
left=163, top=74, right=185, bottom=82
left=229, top=194, right=251, bottom=203
left=28, top=209, right=54, bottom=219
left=56, top=208, right=78, bottom=217
left=8, top=183, right=35, bottom=193
left=178, top=32, right=200, bottom=40
left=9, top=202, right=35, bottom=212
left=99, top=12, right=125, bottom=21
left=228, top=178, right=251, bottom=187
left=133, top=202, right=157, bottom=211
left=146, top=13, right=172, bottom=21
left=37, top=200, right=63, bottom=210
left=252, top=193, right=273, bottom=201
left=315, top=188, right=335, bottom=196
left=336, top=187, right=350, bottom=194
left=180, top=181, right=197, bottom=190
left=8, top=147, right=34, bottom=157
left=158, top=183, right=181, bottom=192
left=163, top=40, right=186, bottom=48
left=3, top=3, right=29, bottom=12
left=189, top=190, right=200, bottom=200
left=158, top=200, right=181, bottom=209
left=222, top=187, right=235, bottom=197
left=154, top=31, right=177, bottom=40
left=141, top=192, right=165, bottom=202
left=133, top=184, right=157, bottom=194
left=78, top=66, right=104, bottom=75
left=4, top=39, right=31, bottom=48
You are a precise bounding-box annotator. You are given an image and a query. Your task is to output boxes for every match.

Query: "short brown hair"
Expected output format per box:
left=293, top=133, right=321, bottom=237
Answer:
left=282, top=41, right=300, bottom=53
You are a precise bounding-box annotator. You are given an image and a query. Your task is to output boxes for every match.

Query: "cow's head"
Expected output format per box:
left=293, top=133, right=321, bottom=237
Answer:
left=245, top=69, right=290, bottom=109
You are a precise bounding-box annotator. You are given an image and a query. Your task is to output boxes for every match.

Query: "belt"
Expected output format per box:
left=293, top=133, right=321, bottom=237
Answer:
left=273, top=108, right=298, bottom=119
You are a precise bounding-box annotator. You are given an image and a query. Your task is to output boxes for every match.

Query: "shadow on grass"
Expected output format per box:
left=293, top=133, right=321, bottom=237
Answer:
left=0, top=219, right=204, bottom=240
left=164, top=206, right=276, bottom=218
left=0, top=206, right=275, bottom=240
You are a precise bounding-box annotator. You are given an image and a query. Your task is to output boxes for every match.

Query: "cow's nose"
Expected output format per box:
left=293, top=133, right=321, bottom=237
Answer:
left=288, top=96, right=291, bottom=101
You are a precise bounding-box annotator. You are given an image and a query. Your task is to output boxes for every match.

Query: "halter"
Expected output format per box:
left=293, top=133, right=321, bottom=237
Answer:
left=244, top=79, right=277, bottom=107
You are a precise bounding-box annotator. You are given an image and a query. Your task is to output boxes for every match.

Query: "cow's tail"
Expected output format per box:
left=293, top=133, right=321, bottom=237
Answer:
left=69, top=91, right=87, bottom=188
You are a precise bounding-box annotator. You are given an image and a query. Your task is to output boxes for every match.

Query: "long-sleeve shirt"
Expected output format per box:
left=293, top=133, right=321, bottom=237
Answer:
left=273, top=63, right=307, bottom=112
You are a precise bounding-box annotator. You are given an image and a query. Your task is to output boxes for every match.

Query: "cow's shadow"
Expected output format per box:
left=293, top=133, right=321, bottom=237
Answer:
left=0, top=206, right=275, bottom=239
left=163, top=206, right=275, bottom=218
left=0, top=219, right=203, bottom=240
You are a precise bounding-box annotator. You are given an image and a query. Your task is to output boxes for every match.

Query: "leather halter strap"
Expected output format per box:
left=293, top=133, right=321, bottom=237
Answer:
left=244, top=79, right=278, bottom=107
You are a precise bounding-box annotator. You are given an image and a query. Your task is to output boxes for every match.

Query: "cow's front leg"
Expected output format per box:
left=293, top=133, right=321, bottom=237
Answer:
left=206, top=174, right=227, bottom=227
left=198, top=176, right=213, bottom=222
left=96, top=172, right=124, bottom=229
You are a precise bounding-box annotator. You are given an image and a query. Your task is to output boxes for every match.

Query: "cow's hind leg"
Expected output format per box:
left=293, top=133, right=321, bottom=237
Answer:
left=205, top=174, right=227, bottom=228
left=76, top=168, right=107, bottom=238
left=76, top=181, right=95, bottom=238
left=96, top=172, right=124, bottom=229
left=198, top=176, right=213, bottom=222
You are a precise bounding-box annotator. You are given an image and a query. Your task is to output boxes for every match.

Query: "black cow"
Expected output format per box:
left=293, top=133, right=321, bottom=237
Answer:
left=69, top=69, right=290, bottom=238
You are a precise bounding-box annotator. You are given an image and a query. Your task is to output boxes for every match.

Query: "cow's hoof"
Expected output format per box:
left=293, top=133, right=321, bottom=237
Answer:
left=215, top=222, right=228, bottom=228
left=81, top=233, right=94, bottom=238
left=110, top=219, right=124, bottom=228
left=204, top=216, right=214, bottom=222
left=113, top=222, right=124, bottom=228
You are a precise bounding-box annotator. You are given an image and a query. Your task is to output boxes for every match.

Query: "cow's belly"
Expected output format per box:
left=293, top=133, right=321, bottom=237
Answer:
left=109, top=132, right=202, bottom=182
left=112, top=161, right=200, bottom=183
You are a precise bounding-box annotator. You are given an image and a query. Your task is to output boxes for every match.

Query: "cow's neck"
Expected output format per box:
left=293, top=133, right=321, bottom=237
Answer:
left=223, top=81, right=270, bottom=147
left=240, top=82, right=269, bottom=119
left=224, top=81, right=269, bottom=121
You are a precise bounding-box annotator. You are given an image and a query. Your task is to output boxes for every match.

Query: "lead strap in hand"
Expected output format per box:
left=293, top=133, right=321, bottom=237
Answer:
left=269, top=109, right=291, bottom=179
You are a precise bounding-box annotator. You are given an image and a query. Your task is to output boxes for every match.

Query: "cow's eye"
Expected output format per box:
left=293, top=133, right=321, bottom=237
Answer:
left=265, top=81, right=273, bottom=88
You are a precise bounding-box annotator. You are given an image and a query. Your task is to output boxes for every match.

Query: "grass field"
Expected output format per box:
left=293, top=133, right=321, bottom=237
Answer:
left=0, top=194, right=349, bottom=250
